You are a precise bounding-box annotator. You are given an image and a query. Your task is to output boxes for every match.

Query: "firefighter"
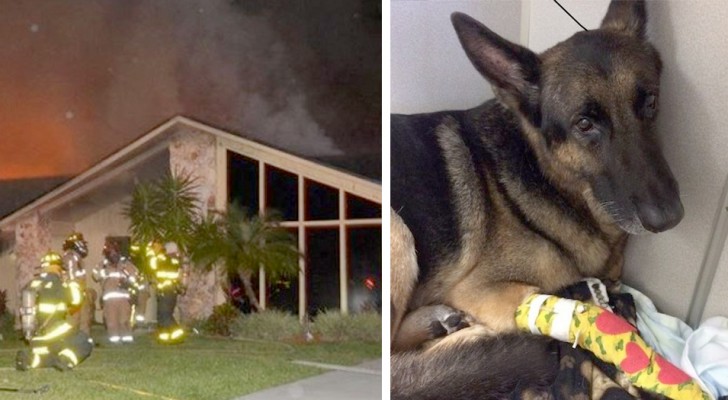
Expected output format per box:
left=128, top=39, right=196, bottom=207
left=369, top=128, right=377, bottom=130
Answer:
left=92, top=240, right=139, bottom=344
left=16, top=251, right=93, bottom=371
left=61, top=232, right=95, bottom=336
left=150, top=241, right=186, bottom=343
left=129, top=243, right=151, bottom=326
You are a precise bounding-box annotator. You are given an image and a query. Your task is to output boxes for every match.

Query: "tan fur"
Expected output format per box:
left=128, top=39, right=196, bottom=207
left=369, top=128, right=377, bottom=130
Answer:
left=404, top=119, right=621, bottom=331
left=390, top=208, right=419, bottom=341
left=400, top=121, right=610, bottom=331
left=396, top=112, right=630, bottom=334
left=423, top=325, right=495, bottom=354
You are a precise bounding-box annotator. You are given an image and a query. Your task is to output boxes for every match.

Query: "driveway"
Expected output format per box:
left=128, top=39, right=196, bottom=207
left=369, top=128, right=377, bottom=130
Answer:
left=233, top=359, right=382, bottom=400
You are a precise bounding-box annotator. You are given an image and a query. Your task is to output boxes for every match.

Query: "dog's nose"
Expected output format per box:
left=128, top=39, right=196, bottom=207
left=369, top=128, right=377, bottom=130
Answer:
left=637, top=200, right=684, bottom=233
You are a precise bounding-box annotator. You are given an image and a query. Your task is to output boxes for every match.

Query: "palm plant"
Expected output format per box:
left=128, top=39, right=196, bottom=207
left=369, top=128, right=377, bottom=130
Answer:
left=124, top=172, right=200, bottom=254
left=190, top=204, right=300, bottom=312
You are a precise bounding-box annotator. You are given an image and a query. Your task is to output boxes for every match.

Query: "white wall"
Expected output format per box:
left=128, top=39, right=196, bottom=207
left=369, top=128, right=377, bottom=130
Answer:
left=391, top=0, right=523, bottom=114
left=391, top=0, right=728, bottom=324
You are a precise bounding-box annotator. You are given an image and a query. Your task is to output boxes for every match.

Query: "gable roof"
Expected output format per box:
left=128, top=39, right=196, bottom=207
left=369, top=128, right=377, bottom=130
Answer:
left=0, top=116, right=381, bottom=233
left=0, top=176, right=71, bottom=220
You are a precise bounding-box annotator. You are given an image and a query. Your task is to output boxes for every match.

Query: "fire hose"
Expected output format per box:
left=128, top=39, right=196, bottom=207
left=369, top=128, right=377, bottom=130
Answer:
left=0, top=384, right=50, bottom=393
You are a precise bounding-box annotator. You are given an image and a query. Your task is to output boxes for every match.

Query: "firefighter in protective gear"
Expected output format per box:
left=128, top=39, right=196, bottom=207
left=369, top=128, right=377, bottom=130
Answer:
left=62, top=231, right=95, bottom=336
left=16, top=251, right=93, bottom=371
left=129, top=243, right=151, bottom=326
left=92, top=240, right=139, bottom=344
left=151, top=241, right=186, bottom=343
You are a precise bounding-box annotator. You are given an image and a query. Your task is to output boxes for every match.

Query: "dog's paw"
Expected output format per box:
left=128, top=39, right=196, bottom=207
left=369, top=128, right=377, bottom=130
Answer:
left=427, top=305, right=472, bottom=338
left=394, top=304, right=475, bottom=351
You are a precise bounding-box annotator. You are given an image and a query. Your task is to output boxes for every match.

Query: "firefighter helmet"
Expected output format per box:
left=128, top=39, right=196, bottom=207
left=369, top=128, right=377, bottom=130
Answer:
left=103, top=239, right=121, bottom=264
left=63, top=232, right=88, bottom=258
left=164, top=242, right=179, bottom=256
left=40, top=251, right=63, bottom=269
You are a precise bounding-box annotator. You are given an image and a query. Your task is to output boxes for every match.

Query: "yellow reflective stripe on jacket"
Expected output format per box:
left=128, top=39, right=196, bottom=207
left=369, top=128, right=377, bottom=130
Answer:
left=31, top=354, right=41, bottom=368
left=30, top=280, right=42, bottom=288
left=32, top=346, right=49, bottom=355
left=157, top=281, right=174, bottom=290
left=102, top=292, right=131, bottom=301
left=38, top=302, right=67, bottom=314
left=67, top=282, right=82, bottom=306
left=34, top=322, right=72, bottom=341
left=58, top=348, right=79, bottom=366
left=157, top=271, right=179, bottom=279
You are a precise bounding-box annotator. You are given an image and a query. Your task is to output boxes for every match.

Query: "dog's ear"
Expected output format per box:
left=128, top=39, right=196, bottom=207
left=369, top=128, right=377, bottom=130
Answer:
left=600, top=0, right=647, bottom=38
left=451, top=12, right=540, bottom=123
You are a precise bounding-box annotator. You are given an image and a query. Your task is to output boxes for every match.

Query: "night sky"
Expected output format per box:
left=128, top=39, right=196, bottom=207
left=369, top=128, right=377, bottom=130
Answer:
left=0, top=0, right=381, bottom=180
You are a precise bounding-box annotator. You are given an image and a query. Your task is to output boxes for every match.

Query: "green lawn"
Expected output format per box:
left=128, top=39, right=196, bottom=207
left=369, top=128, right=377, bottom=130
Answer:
left=0, top=328, right=381, bottom=400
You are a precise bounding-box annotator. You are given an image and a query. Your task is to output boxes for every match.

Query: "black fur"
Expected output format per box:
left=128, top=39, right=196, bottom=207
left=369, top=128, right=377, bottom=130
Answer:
left=391, top=112, right=466, bottom=279
left=391, top=334, right=558, bottom=400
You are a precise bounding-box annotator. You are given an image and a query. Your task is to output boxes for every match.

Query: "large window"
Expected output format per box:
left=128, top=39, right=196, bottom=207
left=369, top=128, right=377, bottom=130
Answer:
left=265, top=166, right=298, bottom=221
left=306, top=228, right=340, bottom=314
left=227, top=152, right=259, bottom=214
left=305, top=179, right=339, bottom=220
left=267, top=229, right=299, bottom=314
left=226, top=149, right=381, bottom=318
left=347, top=227, right=381, bottom=313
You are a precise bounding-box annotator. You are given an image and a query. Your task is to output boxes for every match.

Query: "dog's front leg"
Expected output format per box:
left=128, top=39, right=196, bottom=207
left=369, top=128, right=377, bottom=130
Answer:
left=392, top=305, right=473, bottom=352
left=449, top=281, right=539, bottom=333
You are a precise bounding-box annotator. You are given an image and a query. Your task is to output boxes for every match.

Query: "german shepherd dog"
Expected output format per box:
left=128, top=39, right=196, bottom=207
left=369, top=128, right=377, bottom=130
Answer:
left=391, top=1, right=683, bottom=398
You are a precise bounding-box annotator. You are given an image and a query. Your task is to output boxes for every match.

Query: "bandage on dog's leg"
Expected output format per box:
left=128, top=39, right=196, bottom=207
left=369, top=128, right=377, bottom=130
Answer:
left=515, top=294, right=710, bottom=400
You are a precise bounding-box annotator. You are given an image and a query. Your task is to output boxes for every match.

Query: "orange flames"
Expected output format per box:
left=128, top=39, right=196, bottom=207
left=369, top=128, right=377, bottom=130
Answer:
left=0, top=107, right=83, bottom=180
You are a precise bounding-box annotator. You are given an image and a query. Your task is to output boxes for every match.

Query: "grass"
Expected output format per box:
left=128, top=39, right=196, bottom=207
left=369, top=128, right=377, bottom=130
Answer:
left=0, top=326, right=380, bottom=400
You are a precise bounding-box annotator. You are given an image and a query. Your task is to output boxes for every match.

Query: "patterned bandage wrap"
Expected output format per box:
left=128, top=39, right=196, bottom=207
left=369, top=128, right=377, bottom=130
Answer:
left=515, top=294, right=710, bottom=400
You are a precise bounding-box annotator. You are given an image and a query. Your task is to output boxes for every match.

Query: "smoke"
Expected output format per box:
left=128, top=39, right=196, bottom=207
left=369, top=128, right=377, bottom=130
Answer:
left=0, top=0, right=380, bottom=179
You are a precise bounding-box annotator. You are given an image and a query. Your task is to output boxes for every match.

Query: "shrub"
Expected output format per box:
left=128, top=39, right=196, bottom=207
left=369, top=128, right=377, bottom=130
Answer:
left=0, top=312, right=18, bottom=341
left=0, top=290, right=12, bottom=340
left=311, top=310, right=381, bottom=342
left=0, top=289, right=6, bottom=316
left=203, top=302, right=242, bottom=336
left=231, top=309, right=302, bottom=341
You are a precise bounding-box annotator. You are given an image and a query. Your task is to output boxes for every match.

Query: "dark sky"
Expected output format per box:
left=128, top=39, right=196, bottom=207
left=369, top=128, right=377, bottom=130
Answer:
left=0, top=0, right=381, bottom=180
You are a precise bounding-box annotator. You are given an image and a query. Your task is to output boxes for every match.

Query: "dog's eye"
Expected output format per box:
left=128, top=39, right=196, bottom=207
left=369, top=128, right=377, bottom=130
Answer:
left=644, top=94, right=658, bottom=118
left=576, top=118, right=594, bottom=132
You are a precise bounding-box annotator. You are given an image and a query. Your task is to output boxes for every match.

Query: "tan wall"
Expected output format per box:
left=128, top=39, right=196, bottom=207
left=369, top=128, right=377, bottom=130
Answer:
left=0, top=251, right=19, bottom=314
left=59, top=199, right=154, bottom=323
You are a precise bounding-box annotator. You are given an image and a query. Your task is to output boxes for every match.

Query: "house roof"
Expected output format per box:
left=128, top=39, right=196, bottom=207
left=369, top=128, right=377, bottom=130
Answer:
left=0, top=176, right=71, bottom=220
left=0, top=116, right=381, bottom=233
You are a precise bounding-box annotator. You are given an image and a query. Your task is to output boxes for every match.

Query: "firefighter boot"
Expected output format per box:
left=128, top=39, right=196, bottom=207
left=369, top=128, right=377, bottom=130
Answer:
left=15, top=350, right=30, bottom=371
left=51, top=353, right=73, bottom=372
